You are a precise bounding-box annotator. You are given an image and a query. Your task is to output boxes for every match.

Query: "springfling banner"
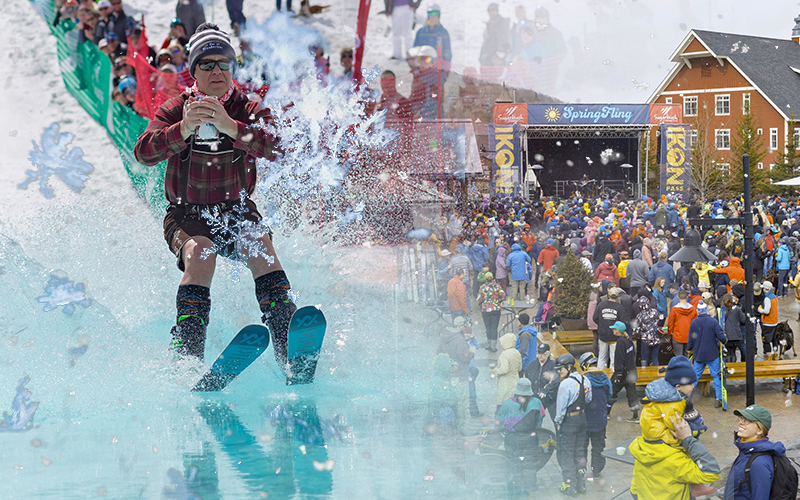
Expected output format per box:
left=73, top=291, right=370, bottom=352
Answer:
left=490, top=124, right=520, bottom=198
left=527, top=104, right=651, bottom=125
left=660, top=124, right=691, bottom=200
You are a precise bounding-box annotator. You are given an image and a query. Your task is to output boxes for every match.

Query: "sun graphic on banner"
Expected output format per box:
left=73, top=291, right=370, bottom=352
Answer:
left=544, top=106, right=561, bottom=122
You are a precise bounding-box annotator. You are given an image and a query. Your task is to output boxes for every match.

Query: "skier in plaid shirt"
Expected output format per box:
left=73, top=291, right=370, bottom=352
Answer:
left=134, top=23, right=296, bottom=370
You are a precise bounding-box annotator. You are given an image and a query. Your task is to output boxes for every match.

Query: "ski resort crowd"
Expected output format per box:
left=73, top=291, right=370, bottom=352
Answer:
left=430, top=193, right=799, bottom=498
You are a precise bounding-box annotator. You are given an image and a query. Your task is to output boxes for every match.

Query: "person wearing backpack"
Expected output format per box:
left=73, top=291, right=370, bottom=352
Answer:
left=723, top=404, right=797, bottom=500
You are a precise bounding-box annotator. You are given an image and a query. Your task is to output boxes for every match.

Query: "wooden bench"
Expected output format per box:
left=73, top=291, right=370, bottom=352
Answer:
left=602, top=360, right=800, bottom=395
left=552, top=330, right=594, bottom=346
left=538, top=332, right=571, bottom=360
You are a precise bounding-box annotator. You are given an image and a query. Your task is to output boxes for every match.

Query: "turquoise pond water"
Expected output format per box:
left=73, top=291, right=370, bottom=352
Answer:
left=0, top=224, right=488, bottom=499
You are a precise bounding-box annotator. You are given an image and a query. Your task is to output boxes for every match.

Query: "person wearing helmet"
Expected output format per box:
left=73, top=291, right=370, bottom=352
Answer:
left=554, top=352, right=592, bottom=496
left=579, top=352, right=612, bottom=480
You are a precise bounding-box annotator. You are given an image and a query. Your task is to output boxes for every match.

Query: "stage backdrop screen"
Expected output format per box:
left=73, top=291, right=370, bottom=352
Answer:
left=659, top=124, right=691, bottom=200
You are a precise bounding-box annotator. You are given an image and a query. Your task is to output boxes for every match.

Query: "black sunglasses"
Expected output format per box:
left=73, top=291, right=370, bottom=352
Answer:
left=197, top=59, right=231, bottom=71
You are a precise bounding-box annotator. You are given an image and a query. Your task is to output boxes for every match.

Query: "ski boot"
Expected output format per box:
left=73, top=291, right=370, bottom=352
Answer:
left=559, top=481, right=578, bottom=497
left=576, top=469, right=587, bottom=495
left=262, top=300, right=297, bottom=369
left=169, top=316, right=207, bottom=362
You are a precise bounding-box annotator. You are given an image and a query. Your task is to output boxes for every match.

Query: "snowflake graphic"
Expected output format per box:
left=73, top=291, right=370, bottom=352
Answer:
left=37, top=276, right=91, bottom=316
left=199, top=191, right=278, bottom=283
left=19, top=123, right=93, bottom=199
left=631, top=79, right=650, bottom=92
left=163, top=466, right=210, bottom=500
left=0, top=376, right=39, bottom=433
left=336, top=201, right=365, bottom=232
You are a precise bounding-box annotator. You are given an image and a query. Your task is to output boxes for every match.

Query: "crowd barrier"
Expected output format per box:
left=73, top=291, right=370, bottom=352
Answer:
left=32, top=0, right=169, bottom=214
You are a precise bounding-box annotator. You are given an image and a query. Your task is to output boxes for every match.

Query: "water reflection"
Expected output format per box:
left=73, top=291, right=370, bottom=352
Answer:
left=196, top=401, right=333, bottom=498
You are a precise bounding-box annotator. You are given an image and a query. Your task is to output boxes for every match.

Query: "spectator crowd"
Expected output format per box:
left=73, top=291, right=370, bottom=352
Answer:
left=429, top=192, right=800, bottom=497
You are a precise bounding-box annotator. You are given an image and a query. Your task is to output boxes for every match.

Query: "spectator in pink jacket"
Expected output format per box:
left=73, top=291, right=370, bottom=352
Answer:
left=495, top=244, right=509, bottom=291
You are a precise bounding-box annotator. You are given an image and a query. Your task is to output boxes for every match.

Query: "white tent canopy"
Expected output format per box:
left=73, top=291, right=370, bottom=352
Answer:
left=774, top=176, right=800, bottom=186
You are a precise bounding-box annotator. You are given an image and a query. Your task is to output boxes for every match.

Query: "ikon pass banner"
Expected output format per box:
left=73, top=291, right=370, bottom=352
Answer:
left=490, top=124, right=520, bottom=198
left=660, top=124, right=691, bottom=200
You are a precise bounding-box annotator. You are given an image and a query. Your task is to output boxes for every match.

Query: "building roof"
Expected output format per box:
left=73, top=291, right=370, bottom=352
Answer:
left=649, top=29, right=800, bottom=120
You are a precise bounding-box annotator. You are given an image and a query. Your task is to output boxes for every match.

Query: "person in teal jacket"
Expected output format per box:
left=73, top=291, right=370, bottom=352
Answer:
left=495, top=378, right=545, bottom=498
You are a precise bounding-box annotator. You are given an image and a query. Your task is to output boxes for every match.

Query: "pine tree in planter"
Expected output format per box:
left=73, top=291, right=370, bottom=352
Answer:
left=553, top=251, right=595, bottom=330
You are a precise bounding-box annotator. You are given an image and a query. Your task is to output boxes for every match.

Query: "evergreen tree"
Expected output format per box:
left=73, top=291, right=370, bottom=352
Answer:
left=772, top=120, right=800, bottom=196
left=552, top=251, right=594, bottom=319
left=729, top=104, right=768, bottom=194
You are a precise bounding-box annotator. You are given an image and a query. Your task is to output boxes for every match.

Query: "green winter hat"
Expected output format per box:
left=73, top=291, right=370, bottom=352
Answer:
left=734, top=405, right=772, bottom=430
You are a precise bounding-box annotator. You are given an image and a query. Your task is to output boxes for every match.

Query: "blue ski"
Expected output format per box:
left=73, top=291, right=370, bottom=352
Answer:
left=192, top=324, right=271, bottom=392
left=286, top=306, right=327, bottom=385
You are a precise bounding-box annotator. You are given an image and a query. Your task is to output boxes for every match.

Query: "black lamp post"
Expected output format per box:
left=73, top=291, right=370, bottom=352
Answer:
left=674, top=154, right=756, bottom=405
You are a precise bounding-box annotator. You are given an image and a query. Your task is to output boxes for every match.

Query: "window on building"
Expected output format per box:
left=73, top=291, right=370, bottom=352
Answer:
left=716, top=95, right=730, bottom=115
left=742, top=93, right=750, bottom=114
left=794, top=128, right=800, bottom=149
left=665, top=97, right=673, bottom=104
left=770, top=128, right=778, bottom=150
left=716, top=163, right=731, bottom=175
left=757, top=128, right=763, bottom=135
left=715, top=129, right=730, bottom=150
left=757, top=163, right=764, bottom=170
left=690, top=129, right=698, bottom=148
left=684, top=96, right=698, bottom=117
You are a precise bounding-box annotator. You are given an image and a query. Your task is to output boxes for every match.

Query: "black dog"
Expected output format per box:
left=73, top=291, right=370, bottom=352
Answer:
left=775, top=321, right=797, bottom=360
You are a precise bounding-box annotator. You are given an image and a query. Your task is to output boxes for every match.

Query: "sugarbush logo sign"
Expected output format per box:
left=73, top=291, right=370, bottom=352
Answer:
left=490, top=124, right=520, bottom=197
left=660, top=124, right=691, bottom=200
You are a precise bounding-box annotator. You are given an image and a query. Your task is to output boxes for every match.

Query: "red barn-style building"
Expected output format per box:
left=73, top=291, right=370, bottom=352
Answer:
left=648, top=16, right=800, bottom=172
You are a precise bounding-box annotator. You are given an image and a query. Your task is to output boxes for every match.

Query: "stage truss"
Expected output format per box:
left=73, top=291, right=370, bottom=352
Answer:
left=519, top=125, right=652, bottom=200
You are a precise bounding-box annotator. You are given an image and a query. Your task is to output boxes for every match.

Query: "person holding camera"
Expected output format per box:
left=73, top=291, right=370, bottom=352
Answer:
left=134, top=23, right=296, bottom=370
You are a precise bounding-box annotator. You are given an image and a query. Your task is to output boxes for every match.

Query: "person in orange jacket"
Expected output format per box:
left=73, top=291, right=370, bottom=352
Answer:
left=711, top=257, right=745, bottom=292
left=448, top=268, right=470, bottom=318
left=668, top=289, right=697, bottom=357
left=520, top=224, right=535, bottom=252
left=537, top=238, right=559, bottom=273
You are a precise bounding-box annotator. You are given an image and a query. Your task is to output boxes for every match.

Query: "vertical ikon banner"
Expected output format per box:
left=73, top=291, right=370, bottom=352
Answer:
left=660, top=124, right=691, bottom=200
left=490, top=124, right=520, bottom=198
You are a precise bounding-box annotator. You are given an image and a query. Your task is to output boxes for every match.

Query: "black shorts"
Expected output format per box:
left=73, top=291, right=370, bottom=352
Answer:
left=163, top=198, right=265, bottom=271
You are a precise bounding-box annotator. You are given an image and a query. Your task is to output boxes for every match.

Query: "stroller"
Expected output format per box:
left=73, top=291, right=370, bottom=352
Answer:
left=533, top=300, right=561, bottom=332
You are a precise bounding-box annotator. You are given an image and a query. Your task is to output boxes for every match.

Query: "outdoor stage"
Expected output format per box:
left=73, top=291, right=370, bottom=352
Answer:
left=491, top=102, right=684, bottom=200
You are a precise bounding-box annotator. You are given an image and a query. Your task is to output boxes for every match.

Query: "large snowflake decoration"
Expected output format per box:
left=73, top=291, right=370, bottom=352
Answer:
left=19, top=123, right=93, bottom=199
left=199, top=191, right=278, bottom=283
left=37, top=276, right=91, bottom=315
left=0, top=376, right=39, bottom=433
left=163, top=466, right=211, bottom=500
left=336, top=201, right=365, bottom=232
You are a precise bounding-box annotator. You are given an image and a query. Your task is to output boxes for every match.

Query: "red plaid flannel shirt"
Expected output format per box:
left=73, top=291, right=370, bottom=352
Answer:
left=134, top=88, right=277, bottom=205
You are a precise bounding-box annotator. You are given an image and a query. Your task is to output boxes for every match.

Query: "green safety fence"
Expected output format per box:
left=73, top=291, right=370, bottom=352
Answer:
left=32, top=0, right=168, bottom=214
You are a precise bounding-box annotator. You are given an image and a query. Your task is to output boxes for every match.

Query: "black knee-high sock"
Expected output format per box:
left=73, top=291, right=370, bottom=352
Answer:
left=255, top=271, right=295, bottom=367
left=176, top=285, right=211, bottom=325
left=255, top=270, right=292, bottom=314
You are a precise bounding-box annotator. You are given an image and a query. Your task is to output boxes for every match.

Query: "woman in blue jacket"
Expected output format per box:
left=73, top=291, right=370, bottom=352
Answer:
left=775, top=240, right=792, bottom=297
left=724, top=405, right=786, bottom=500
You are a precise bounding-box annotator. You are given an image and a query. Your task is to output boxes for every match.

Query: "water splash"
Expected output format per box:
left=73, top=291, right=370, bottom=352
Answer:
left=19, top=123, right=93, bottom=199
left=0, top=376, right=40, bottom=432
